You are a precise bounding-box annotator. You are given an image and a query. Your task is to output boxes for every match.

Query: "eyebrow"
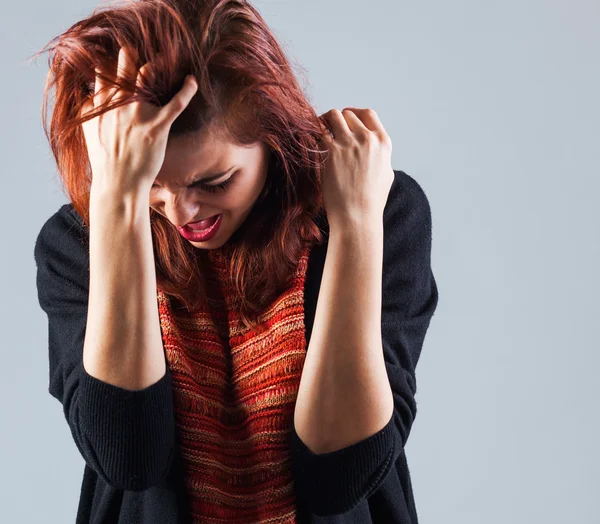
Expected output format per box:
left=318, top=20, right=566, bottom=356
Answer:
left=187, top=167, right=235, bottom=186
left=153, top=167, right=235, bottom=188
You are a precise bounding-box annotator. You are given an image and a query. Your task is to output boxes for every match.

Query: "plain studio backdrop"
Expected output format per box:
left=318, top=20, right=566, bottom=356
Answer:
left=1, top=0, right=598, bottom=522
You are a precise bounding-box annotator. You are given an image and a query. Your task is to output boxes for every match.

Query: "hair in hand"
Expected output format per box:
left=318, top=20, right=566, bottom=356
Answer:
left=30, top=0, right=332, bottom=331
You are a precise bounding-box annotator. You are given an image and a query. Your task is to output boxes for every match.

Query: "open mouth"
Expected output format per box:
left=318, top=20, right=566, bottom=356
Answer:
left=184, top=214, right=220, bottom=230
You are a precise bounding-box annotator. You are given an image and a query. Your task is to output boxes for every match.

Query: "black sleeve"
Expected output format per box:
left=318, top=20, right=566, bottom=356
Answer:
left=33, top=205, right=177, bottom=492
left=290, top=170, right=440, bottom=515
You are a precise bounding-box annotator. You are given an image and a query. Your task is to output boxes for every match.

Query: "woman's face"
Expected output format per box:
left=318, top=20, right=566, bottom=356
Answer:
left=149, top=126, right=270, bottom=249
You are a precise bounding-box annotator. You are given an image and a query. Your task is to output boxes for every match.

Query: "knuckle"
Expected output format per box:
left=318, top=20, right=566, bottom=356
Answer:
left=357, top=130, right=373, bottom=143
left=143, top=124, right=160, bottom=142
left=174, top=97, right=186, bottom=112
left=168, top=96, right=185, bottom=113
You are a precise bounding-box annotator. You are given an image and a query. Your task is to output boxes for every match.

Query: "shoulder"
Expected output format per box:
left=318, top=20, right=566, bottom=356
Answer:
left=380, top=170, right=437, bottom=318
left=387, top=169, right=432, bottom=219
left=34, top=203, right=89, bottom=274
left=384, top=169, right=433, bottom=240
left=36, top=203, right=87, bottom=240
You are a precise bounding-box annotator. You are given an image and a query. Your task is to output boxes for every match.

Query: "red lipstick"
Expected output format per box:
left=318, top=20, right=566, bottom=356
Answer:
left=177, top=214, right=222, bottom=242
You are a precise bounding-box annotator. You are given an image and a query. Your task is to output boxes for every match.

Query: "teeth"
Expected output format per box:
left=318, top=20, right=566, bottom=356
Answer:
left=187, top=215, right=218, bottom=230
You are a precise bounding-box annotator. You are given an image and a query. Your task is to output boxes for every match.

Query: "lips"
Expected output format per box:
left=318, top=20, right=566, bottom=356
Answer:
left=184, top=214, right=220, bottom=231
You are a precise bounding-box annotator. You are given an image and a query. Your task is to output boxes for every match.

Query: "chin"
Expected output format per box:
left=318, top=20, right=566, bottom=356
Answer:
left=190, top=240, right=221, bottom=249
left=188, top=235, right=222, bottom=248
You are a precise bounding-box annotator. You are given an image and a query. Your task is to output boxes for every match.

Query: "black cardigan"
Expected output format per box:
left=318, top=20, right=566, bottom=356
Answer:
left=34, top=169, right=439, bottom=523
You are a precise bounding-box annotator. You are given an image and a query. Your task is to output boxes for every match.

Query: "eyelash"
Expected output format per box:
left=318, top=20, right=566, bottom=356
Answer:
left=195, top=177, right=233, bottom=193
left=152, top=176, right=234, bottom=193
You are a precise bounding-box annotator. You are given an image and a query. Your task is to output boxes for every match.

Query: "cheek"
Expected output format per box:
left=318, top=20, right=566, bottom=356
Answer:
left=227, top=179, right=263, bottom=205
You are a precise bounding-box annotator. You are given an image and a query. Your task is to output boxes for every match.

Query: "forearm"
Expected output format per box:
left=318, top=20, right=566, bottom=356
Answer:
left=83, top=186, right=166, bottom=391
left=293, top=220, right=394, bottom=454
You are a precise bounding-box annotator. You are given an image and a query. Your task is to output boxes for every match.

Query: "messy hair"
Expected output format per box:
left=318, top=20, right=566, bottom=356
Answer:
left=31, top=0, right=331, bottom=331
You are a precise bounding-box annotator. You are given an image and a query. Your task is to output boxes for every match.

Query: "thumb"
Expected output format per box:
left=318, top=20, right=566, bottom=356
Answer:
left=156, top=75, right=198, bottom=128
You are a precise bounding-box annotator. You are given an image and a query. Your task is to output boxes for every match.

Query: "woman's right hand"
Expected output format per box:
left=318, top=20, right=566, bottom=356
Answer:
left=80, top=46, right=198, bottom=197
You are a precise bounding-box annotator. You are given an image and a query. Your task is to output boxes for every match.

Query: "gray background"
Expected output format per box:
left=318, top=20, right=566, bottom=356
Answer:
left=2, top=0, right=599, bottom=522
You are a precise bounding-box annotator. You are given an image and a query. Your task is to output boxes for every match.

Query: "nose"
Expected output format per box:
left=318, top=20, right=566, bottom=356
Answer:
left=163, top=192, right=203, bottom=229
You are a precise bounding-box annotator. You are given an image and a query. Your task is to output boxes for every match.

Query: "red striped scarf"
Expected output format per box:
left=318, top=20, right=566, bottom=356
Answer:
left=157, top=244, right=312, bottom=523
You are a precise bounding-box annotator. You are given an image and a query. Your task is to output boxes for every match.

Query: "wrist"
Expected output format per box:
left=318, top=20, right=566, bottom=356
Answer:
left=327, top=212, right=384, bottom=238
left=90, top=184, right=151, bottom=224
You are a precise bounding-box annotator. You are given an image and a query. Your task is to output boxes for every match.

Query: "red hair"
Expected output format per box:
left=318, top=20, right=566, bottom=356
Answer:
left=31, top=0, right=331, bottom=331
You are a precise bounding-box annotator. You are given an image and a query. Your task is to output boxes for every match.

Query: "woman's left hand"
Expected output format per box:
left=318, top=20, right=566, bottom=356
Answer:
left=318, top=107, right=395, bottom=230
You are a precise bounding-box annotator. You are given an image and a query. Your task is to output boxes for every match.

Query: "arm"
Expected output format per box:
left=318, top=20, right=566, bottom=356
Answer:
left=34, top=197, right=175, bottom=492
left=84, top=187, right=167, bottom=390
left=293, top=221, right=393, bottom=454
left=290, top=171, right=439, bottom=515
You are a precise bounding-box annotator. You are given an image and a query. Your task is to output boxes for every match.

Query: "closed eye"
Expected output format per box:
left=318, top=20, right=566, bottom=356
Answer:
left=194, top=177, right=233, bottom=193
left=151, top=172, right=236, bottom=193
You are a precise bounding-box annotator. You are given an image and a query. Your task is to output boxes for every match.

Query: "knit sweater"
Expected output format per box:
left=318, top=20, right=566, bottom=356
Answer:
left=34, top=169, right=439, bottom=523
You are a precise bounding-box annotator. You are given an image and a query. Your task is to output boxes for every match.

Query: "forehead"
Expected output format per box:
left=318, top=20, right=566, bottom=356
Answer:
left=158, top=128, right=238, bottom=183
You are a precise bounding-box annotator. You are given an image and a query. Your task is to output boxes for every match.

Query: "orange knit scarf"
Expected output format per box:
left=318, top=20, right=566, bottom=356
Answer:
left=157, top=243, right=312, bottom=523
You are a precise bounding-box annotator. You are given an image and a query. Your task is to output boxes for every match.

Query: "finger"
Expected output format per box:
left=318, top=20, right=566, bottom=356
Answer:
left=92, top=66, right=108, bottom=107
left=80, top=97, right=93, bottom=120
left=341, top=108, right=370, bottom=133
left=94, top=67, right=104, bottom=96
left=93, top=55, right=118, bottom=107
left=322, top=109, right=351, bottom=139
left=135, top=62, right=150, bottom=90
left=113, top=46, right=138, bottom=102
left=343, top=107, right=389, bottom=141
left=80, top=98, right=100, bottom=139
left=316, top=116, right=334, bottom=145
left=155, top=75, right=199, bottom=128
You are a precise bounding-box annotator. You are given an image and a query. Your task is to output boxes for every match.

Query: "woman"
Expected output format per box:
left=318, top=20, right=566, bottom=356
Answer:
left=33, top=0, right=439, bottom=522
